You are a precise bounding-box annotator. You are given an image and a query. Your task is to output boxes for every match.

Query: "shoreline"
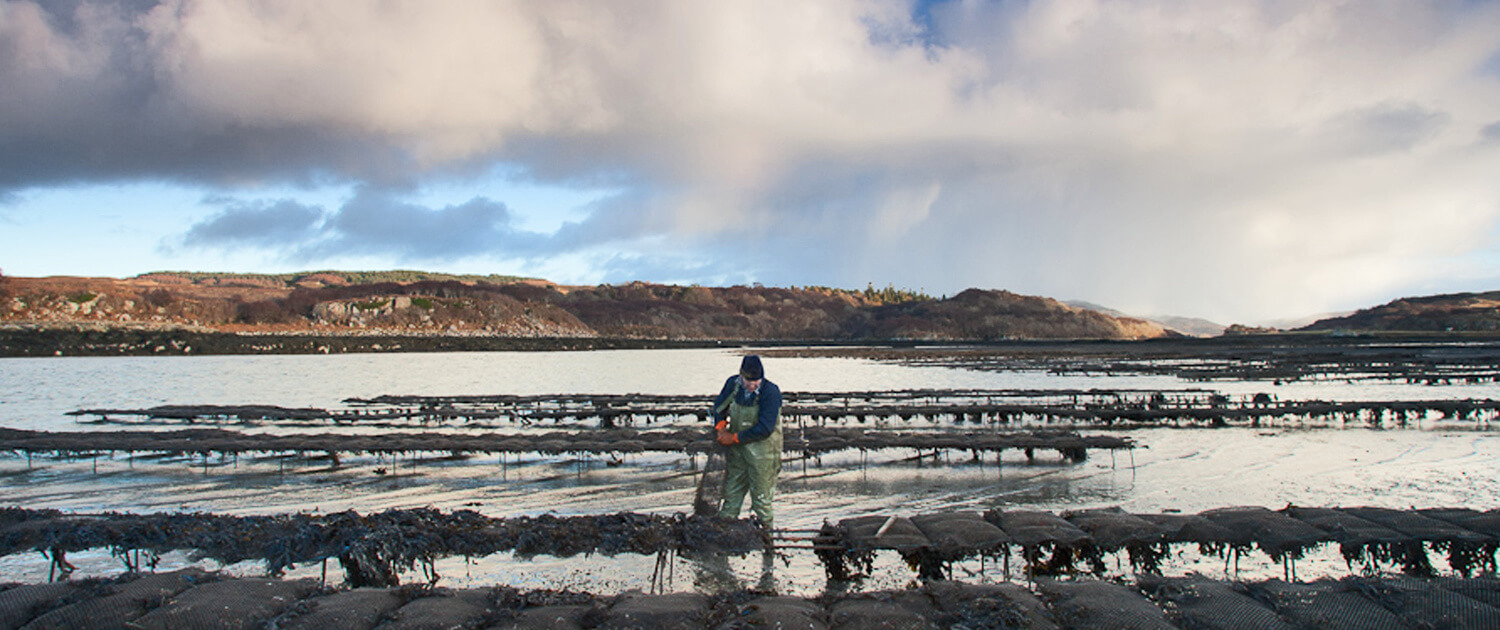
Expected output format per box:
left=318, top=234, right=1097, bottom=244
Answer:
left=5, top=322, right=1500, bottom=358
left=0, top=325, right=743, bottom=357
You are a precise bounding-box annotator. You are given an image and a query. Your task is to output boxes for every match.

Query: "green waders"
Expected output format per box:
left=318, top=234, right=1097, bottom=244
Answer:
left=716, top=385, right=782, bottom=529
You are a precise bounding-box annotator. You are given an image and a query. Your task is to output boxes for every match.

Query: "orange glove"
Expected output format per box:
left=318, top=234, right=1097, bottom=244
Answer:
left=715, top=420, right=728, bottom=432
left=716, top=430, right=739, bottom=446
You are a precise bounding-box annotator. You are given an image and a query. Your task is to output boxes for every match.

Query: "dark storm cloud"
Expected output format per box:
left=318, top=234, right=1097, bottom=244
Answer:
left=0, top=1, right=472, bottom=190
left=10, top=0, right=1500, bottom=322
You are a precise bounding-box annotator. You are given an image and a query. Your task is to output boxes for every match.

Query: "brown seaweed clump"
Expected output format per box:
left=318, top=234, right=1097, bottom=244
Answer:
left=0, top=507, right=767, bottom=588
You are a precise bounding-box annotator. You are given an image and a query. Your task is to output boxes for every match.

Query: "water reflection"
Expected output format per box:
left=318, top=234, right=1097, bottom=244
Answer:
left=690, top=550, right=781, bottom=594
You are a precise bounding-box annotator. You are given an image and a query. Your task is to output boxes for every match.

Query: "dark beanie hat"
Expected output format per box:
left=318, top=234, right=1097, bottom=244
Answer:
left=740, top=355, right=764, bottom=379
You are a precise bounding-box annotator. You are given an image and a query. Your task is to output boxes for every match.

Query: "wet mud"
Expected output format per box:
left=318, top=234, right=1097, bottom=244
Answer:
left=3, top=569, right=1500, bottom=629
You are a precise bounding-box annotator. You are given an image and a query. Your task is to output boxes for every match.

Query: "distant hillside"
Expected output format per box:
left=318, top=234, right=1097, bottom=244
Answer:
left=137, top=270, right=534, bottom=288
left=1065, top=300, right=1224, bottom=337
left=1148, top=315, right=1226, bottom=338
left=867, top=289, right=1168, bottom=340
left=1299, top=291, right=1500, bottom=332
left=0, top=272, right=1167, bottom=342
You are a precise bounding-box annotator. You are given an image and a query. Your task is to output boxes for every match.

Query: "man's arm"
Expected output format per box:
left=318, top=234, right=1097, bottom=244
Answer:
left=710, top=376, right=737, bottom=423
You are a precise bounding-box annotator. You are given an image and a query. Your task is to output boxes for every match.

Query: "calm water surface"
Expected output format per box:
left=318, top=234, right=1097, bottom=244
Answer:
left=1, top=348, right=1184, bottom=428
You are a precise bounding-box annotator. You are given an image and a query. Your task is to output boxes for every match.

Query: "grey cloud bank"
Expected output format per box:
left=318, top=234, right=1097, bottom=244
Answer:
left=182, top=198, right=324, bottom=247
left=5, top=0, right=1500, bottom=323
left=178, top=188, right=552, bottom=262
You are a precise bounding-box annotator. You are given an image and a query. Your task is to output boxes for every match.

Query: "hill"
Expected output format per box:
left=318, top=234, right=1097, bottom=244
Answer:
left=136, top=270, right=534, bottom=288
left=1065, top=300, right=1225, bottom=337
left=1299, top=291, right=1500, bottom=333
left=863, top=289, right=1167, bottom=340
left=0, top=272, right=1167, bottom=343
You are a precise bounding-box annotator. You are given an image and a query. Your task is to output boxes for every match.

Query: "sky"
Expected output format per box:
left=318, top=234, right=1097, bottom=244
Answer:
left=3, top=0, right=1500, bottom=325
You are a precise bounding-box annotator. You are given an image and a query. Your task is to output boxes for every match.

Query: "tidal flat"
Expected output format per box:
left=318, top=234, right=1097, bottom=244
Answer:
left=1, top=342, right=1497, bottom=597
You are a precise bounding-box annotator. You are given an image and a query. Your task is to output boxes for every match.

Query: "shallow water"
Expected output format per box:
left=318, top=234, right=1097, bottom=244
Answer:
left=1, top=348, right=1497, bottom=593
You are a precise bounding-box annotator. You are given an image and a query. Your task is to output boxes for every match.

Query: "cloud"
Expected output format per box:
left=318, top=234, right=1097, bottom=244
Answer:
left=178, top=187, right=557, bottom=263
left=312, top=188, right=537, bottom=260
left=1320, top=103, right=1451, bottom=157
left=10, top=0, right=1500, bottom=321
left=1483, top=121, right=1500, bottom=143
left=181, top=198, right=323, bottom=247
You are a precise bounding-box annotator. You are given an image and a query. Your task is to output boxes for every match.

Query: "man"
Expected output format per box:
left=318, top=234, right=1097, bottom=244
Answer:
left=710, top=354, right=783, bottom=529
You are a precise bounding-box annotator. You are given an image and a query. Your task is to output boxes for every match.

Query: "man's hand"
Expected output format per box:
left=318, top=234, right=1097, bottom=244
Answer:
left=716, top=430, right=739, bottom=446
left=715, top=420, right=728, bottom=432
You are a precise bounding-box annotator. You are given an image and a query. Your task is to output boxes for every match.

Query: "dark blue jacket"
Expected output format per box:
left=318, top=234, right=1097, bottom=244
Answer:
left=711, top=375, right=782, bottom=443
